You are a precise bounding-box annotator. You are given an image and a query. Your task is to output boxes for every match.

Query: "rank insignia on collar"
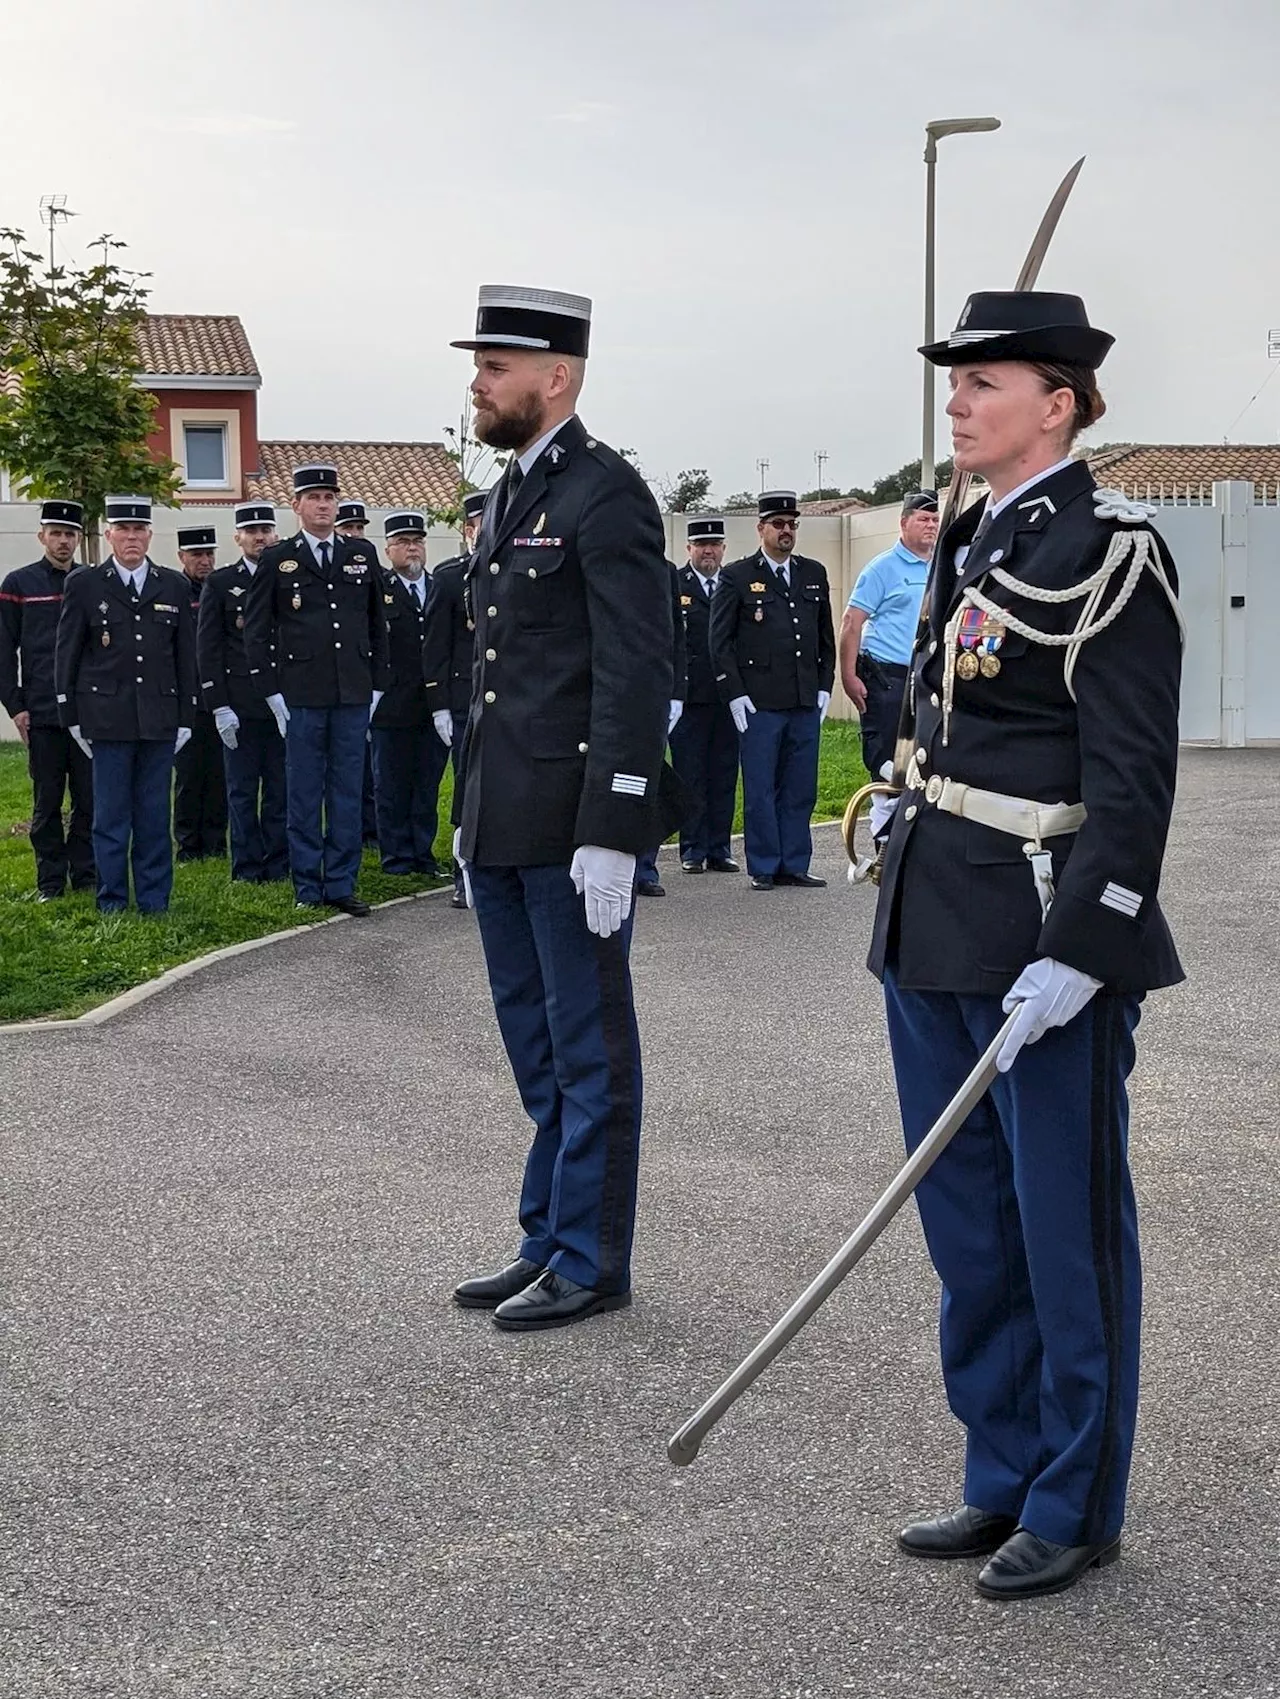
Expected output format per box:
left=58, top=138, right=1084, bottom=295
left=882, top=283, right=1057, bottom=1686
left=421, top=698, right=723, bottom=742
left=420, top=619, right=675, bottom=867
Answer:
left=749, top=581, right=767, bottom=593
left=279, top=561, right=299, bottom=573
left=547, top=444, right=564, bottom=465
left=534, top=512, right=546, bottom=535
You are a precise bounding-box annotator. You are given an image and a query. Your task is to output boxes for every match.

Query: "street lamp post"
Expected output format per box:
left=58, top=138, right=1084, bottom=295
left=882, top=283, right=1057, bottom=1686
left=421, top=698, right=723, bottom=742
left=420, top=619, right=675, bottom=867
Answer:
left=922, top=117, right=1001, bottom=491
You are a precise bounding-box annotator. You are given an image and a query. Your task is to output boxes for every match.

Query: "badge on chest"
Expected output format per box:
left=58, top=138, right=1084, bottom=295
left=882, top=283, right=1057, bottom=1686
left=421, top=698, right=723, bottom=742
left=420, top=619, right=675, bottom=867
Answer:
left=955, top=606, right=1006, bottom=679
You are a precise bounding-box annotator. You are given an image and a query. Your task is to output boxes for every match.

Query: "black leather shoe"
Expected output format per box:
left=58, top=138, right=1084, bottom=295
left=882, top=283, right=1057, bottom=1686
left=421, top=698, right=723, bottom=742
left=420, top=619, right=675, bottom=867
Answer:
left=329, top=895, right=371, bottom=917
left=976, top=1528, right=1121, bottom=1600
left=774, top=871, right=827, bottom=888
left=492, top=1269, right=632, bottom=1331
left=450, top=889, right=469, bottom=910
left=636, top=880, right=665, bottom=897
left=898, top=1505, right=1018, bottom=1560
left=706, top=857, right=739, bottom=873
left=681, top=860, right=705, bottom=874
left=453, top=1257, right=544, bottom=1310
left=749, top=875, right=775, bottom=891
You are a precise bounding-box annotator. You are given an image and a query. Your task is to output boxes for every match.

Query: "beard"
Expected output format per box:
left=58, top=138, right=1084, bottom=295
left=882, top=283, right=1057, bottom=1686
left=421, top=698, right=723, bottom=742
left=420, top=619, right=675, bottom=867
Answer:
left=473, top=389, right=544, bottom=451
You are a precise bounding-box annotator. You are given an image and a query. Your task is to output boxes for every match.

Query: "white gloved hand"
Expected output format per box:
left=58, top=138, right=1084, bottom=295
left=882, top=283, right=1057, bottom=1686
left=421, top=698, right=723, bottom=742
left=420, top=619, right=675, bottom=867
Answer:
left=214, top=706, right=239, bottom=750
left=266, top=692, right=290, bottom=740
left=869, top=791, right=900, bottom=837
left=451, top=826, right=474, bottom=910
left=817, top=690, right=831, bottom=722
left=997, top=957, right=1103, bottom=1073
left=70, top=725, right=92, bottom=761
left=729, top=694, right=756, bottom=735
left=174, top=727, right=192, bottom=755
left=569, top=845, right=636, bottom=939
left=667, top=699, right=683, bottom=735
left=369, top=689, right=384, bottom=722
left=433, top=710, right=454, bottom=748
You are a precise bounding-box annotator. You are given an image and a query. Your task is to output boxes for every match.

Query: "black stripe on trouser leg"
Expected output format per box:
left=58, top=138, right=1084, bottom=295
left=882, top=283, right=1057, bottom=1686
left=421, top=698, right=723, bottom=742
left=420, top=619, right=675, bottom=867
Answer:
left=1084, top=995, right=1123, bottom=1543
left=593, top=931, right=639, bottom=1294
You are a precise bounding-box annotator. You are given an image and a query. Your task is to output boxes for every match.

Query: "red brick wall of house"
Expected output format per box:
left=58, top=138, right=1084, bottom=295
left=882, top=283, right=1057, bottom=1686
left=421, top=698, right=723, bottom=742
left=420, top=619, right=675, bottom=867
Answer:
left=145, top=388, right=260, bottom=498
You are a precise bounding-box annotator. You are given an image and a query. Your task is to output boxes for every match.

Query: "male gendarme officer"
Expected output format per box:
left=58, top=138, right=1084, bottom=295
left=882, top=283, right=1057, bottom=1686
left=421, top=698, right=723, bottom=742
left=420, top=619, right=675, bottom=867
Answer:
left=421, top=487, right=486, bottom=908
left=54, top=495, right=197, bottom=914
left=0, top=498, right=95, bottom=898
left=174, top=525, right=228, bottom=861
left=671, top=517, right=739, bottom=875
left=336, top=499, right=370, bottom=539
left=197, top=500, right=287, bottom=882
left=448, top=283, right=678, bottom=1332
left=242, top=464, right=390, bottom=915
left=709, top=491, right=835, bottom=889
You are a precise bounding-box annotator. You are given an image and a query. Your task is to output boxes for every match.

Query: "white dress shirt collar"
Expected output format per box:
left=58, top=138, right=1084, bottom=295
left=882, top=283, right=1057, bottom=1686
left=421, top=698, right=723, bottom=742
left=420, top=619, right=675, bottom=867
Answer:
left=982, top=455, right=1076, bottom=524
left=516, top=416, right=574, bottom=478
left=302, top=529, right=335, bottom=560
left=112, top=558, right=148, bottom=589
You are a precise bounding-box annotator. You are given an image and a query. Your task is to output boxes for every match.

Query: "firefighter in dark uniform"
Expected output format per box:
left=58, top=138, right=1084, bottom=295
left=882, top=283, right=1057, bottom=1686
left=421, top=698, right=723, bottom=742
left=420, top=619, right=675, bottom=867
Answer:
left=369, top=510, right=447, bottom=874
left=242, top=464, right=390, bottom=917
left=868, top=292, right=1184, bottom=1601
left=710, top=491, right=836, bottom=889
left=196, top=500, right=288, bottom=882
left=421, top=488, right=486, bottom=908
left=54, top=496, right=197, bottom=914
left=0, top=498, right=95, bottom=898
left=447, top=284, right=679, bottom=1332
left=635, top=561, right=688, bottom=896
left=173, top=525, right=228, bottom=860
left=337, top=497, right=380, bottom=845
left=671, top=517, right=739, bottom=875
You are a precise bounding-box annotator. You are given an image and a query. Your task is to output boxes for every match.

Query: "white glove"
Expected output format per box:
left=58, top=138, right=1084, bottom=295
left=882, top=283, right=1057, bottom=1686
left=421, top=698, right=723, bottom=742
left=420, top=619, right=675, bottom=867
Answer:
left=70, top=725, right=92, bottom=760
left=729, top=694, right=756, bottom=735
left=369, top=689, right=384, bottom=722
left=997, top=957, right=1103, bottom=1073
left=214, top=706, right=239, bottom=750
left=433, top=710, right=454, bottom=748
left=869, top=791, right=899, bottom=837
left=266, top=692, right=290, bottom=739
left=668, top=699, right=683, bottom=735
left=817, top=690, right=831, bottom=722
left=569, top=845, right=636, bottom=939
left=451, top=826, right=473, bottom=910
left=174, top=727, right=192, bottom=755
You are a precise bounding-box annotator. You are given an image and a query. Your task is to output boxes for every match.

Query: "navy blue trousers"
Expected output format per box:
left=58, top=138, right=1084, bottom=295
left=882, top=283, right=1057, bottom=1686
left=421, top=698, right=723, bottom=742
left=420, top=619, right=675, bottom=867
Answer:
left=91, top=738, right=175, bottom=913
left=884, top=970, right=1143, bottom=1546
left=370, top=723, right=448, bottom=873
left=470, top=861, right=642, bottom=1294
left=284, top=703, right=367, bottom=904
left=670, top=701, right=739, bottom=864
left=738, top=706, right=820, bottom=877
left=224, top=719, right=288, bottom=882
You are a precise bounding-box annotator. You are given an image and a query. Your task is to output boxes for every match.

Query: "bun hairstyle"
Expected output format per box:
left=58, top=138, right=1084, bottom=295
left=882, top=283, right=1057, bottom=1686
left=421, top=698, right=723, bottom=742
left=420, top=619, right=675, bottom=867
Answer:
left=1029, top=361, right=1107, bottom=439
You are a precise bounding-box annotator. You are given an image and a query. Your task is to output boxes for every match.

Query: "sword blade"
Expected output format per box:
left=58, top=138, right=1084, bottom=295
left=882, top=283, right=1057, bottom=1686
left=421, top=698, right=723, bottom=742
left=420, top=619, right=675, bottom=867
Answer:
left=667, top=1011, right=1018, bottom=1467
left=1014, top=156, right=1085, bottom=290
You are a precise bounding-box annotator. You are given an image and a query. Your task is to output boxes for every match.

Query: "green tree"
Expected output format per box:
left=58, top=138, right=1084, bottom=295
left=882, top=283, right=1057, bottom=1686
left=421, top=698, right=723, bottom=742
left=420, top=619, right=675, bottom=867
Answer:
left=0, top=230, right=182, bottom=561
left=658, top=468, right=712, bottom=513
left=846, top=456, right=954, bottom=507
left=721, top=490, right=757, bottom=512
left=799, top=486, right=846, bottom=503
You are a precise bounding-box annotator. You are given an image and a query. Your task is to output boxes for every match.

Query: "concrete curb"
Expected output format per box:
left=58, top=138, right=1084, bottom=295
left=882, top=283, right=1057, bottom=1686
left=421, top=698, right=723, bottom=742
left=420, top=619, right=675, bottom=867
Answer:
left=0, top=884, right=454, bottom=1036
left=1, top=818, right=851, bottom=1036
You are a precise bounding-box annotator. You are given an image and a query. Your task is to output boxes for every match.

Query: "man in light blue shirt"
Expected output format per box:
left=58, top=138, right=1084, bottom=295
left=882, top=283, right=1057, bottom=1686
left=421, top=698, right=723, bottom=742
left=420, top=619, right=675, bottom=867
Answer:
left=838, top=490, right=938, bottom=776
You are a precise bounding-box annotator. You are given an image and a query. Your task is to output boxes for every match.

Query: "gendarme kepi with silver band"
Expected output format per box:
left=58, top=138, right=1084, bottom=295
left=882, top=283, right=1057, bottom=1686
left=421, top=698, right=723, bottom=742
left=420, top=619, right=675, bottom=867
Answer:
left=451, top=285, right=592, bottom=358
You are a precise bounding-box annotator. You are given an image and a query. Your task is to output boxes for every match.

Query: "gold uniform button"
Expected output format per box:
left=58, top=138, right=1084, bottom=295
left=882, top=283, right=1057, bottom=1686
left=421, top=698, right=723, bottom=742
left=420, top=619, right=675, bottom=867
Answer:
left=485, top=648, right=496, bottom=661
left=484, top=690, right=496, bottom=704
left=578, top=742, right=588, bottom=754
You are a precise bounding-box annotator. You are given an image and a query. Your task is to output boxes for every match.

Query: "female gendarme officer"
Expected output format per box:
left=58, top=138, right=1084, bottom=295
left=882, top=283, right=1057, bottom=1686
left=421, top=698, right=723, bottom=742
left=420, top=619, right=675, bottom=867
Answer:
left=867, top=292, right=1184, bottom=1602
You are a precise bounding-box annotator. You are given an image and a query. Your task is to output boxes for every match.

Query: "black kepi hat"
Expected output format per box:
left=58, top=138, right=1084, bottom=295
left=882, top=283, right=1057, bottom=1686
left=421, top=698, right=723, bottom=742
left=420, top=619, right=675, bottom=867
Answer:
left=920, top=291, right=1114, bottom=367
left=337, top=499, right=368, bottom=525
left=461, top=491, right=489, bottom=522
left=39, top=498, right=84, bottom=530
left=384, top=510, right=427, bottom=539
left=104, top=495, right=151, bottom=523
left=292, top=464, right=339, bottom=495
left=758, top=490, right=800, bottom=520
left=902, top=491, right=938, bottom=516
left=687, top=517, right=726, bottom=541
left=177, top=525, right=217, bottom=551
left=452, top=285, right=592, bottom=358
left=235, top=501, right=276, bottom=528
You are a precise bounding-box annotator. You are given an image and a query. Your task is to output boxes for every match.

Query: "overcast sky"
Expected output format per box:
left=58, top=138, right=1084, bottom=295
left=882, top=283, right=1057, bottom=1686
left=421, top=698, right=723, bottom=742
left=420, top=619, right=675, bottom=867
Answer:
left=4, top=0, right=1279, bottom=498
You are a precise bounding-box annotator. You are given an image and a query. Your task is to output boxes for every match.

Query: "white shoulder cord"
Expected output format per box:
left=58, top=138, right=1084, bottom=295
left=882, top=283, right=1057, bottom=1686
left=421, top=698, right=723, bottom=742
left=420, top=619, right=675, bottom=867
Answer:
left=940, top=491, right=1186, bottom=745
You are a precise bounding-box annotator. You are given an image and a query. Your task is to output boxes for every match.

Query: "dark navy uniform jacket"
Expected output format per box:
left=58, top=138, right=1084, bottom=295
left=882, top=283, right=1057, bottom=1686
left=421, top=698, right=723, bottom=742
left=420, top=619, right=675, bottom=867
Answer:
left=54, top=559, right=198, bottom=740
left=372, top=570, right=430, bottom=729
left=0, top=558, right=74, bottom=727
left=710, top=550, right=837, bottom=712
left=420, top=554, right=474, bottom=718
left=676, top=563, right=721, bottom=706
left=667, top=560, right=688, bottom=705
left=179, top=572, right=216, bottom=722
left=242, top=532, right=390, bottom=709
left=454, top=415, right=679, bottom=866
left=198, top=559, right=272, bottom=722
left=869, top=460, right=1184, bottom=996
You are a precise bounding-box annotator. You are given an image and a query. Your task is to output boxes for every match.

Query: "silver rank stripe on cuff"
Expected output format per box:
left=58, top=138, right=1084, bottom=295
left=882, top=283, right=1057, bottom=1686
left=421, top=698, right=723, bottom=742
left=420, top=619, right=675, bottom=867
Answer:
left=1100, top=882, right=1142, bottom=917
left=611, top=773, right=648, bottom=797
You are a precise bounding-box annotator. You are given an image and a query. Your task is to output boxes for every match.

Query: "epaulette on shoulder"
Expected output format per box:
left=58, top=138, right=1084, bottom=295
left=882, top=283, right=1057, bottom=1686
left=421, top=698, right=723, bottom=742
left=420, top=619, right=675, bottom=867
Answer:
left=1092, top=488, right=1157, bottom=525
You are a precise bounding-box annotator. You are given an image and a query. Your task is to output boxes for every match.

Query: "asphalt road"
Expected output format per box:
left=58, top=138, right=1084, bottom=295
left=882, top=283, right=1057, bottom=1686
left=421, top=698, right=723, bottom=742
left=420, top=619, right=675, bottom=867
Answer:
left=3, top=748, right=1278, bottom=1699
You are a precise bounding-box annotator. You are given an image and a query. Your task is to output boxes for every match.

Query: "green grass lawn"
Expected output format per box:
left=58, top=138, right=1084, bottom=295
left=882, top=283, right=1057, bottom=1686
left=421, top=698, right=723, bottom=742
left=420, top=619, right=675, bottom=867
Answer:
left=0, top=725, right=866, bottom=1024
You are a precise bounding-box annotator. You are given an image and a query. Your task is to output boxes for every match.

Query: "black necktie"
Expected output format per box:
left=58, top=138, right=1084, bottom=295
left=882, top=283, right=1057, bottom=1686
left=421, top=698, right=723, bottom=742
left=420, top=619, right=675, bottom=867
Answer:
left=502, top=460, right=524, bottom=520
left=318, top=540, right=331, bottom=574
